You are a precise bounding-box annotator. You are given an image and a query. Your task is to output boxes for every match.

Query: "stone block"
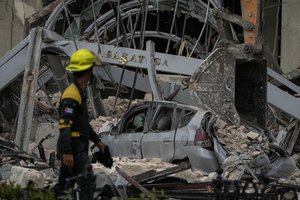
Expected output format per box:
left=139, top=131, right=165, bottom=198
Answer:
left=9, top=166, right=45, bottom=188
left=247, top=131, right=259, bottom=140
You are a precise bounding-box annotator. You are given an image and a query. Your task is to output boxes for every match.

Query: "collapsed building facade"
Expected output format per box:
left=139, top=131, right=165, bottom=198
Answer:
left=1, top=0, right=300, bottom=199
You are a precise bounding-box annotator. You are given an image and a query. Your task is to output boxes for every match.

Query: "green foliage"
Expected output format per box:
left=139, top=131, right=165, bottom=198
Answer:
left=0, top=182, right=23, bottom=200
left=0, top=182, right=55, bottom=200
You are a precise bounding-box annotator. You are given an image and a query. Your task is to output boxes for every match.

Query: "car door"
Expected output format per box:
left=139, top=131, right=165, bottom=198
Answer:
left=108, top=104, right=150, bottom=159
left=141, top=102, right=176, bottom=162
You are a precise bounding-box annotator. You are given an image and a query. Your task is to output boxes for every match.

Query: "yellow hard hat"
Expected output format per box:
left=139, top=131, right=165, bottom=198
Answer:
left=66, top=49, right=97, bottom=72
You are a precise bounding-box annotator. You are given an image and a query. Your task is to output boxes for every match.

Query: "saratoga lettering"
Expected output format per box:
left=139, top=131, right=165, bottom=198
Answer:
left=105, top=50, right=168, bottom=67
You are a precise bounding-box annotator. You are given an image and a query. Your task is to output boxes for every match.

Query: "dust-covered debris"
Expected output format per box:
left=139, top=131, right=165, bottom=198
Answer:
left=92, top=157, right=203, bottom=184
left=221, top=156, right=248, bottom=180
left=292, top=153, right=300, bottom=168
left=0, top=136, right=58, bottom=187
left=101, top=97, right=129, bottom=118
left=9, top=166, right=46, bottom=188
left=90, top=96, right=146, bottom=132
left=101, top=96, right=145, bottom=118
left=247, top=131, right=260, bottom=140
left=90, top=116, right=118, bottom=134
left=213, top=119, right=269, bottom=155
left=212, top=119, right=278, bottom=180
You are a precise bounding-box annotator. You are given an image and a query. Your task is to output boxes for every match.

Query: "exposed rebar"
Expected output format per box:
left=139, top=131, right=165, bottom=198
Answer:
left=190, top=0, right=211, bottom=56
left=165, top=0, right=179, bottom=53
left=62, top=0, right=78, bottom=50
left=91, top=0, right=101, bottom=54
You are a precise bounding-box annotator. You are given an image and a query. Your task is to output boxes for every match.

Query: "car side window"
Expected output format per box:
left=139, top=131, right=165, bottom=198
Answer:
left=151, top=106, right=174, bottom=132
left=123, top=108, right=147, bottom=133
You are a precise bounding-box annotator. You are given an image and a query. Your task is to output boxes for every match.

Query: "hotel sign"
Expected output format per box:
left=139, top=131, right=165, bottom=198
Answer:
left=51, top=41, right=204, bottom=76
left=99, top=44, right=204, bottom=76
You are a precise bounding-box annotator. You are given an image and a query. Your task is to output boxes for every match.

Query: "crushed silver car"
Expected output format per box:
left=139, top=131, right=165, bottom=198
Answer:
left=97, top=101, right=295, bottom=177
left=99, top=101, right=218, bottom=174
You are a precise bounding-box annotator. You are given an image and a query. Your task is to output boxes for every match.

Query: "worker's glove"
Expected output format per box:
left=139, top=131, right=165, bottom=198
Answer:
left=91, top=146, right=113, bottom=168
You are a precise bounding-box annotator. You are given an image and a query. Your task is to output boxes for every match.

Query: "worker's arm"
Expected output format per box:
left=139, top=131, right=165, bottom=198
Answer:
left=58, top=98, right=78, bottom=168
left=89, top=124, right=107, bottom=152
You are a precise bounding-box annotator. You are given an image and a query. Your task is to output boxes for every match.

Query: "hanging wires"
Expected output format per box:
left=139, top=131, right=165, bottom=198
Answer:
left=139, top=0, right=148, bottom=50
left=127, top=0, right=148, bottom=109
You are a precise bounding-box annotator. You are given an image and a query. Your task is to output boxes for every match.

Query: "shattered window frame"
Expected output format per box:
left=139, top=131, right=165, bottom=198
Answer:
left=148, top=103, right=176, bottom=132
left=120, top=104, right=150, bottom=134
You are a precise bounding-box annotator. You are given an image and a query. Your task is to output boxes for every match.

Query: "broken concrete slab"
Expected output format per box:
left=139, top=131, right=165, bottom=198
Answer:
left=9, top=166, right=46, bottom=188
left=247, top=131, right=260, bottom=140
left=92, top=157, right=204, bottom=184
left=0, top=164, right=12, bottom=180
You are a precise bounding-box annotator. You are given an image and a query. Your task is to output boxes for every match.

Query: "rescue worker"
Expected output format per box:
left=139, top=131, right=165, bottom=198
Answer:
left=55, top=49, right=107, bottom=199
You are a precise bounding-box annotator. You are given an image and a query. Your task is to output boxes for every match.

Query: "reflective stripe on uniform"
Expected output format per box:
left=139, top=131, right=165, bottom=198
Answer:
left=61, top=83, right=82, bottom=105
left=59, top=119, right=73, bottom=124
left=71, top=131, right=80, bottom=137
left=59, top=124, right=71, bottom=129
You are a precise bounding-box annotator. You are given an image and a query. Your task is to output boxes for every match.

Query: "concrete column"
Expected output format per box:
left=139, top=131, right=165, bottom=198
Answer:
left=281, top=0, right=300, bottom=73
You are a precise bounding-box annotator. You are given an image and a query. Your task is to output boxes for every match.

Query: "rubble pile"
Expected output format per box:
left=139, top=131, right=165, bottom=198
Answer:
left=0, top=137, right=57, bottom=188
left=212, top=119, right=277, bottom=180
left=90, top=96, right=147, bottom=132
left=90, top=116, right=118, bottom=134
left=92, top=157, right=205, bottom=183
left=213, top=119, right=270, bottom=155
left=1, top=89, right=298, bottom=195
left=34, top=91, right=59, bottom=121
left=102, top=96, right=130, bottom=118
left=101, top=96, right=145, bottom=118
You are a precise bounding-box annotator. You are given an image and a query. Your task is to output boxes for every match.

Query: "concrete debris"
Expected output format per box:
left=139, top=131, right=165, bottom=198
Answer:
left=100, top=96, right=145, bottom=118
left=90, top=116, right=118, bottom=134
left=213, top=119, right=269, bottom=156
left=221, top=156, right=246, bottom=180
left=199, top=172, right=218, bottom=182
left=212, top=119, right=279, bottom=180
left=292, top=153, right=300, bottom=167
left=247, top=131, right=260, bottom=140
left=0, top=135, right=58, bottom=187
left=101, top=97, right=129, bottom=118
left=0, top=164, right=12, bottom=180
left=1, top=88, right=299, bottom=195
left=9, top=166, right=46, bottom=188
left=93, top=157, right=203, bottom=184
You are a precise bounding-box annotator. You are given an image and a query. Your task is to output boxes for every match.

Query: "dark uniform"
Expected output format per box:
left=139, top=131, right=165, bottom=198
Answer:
left=56, top=80, right=99, bottom=199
